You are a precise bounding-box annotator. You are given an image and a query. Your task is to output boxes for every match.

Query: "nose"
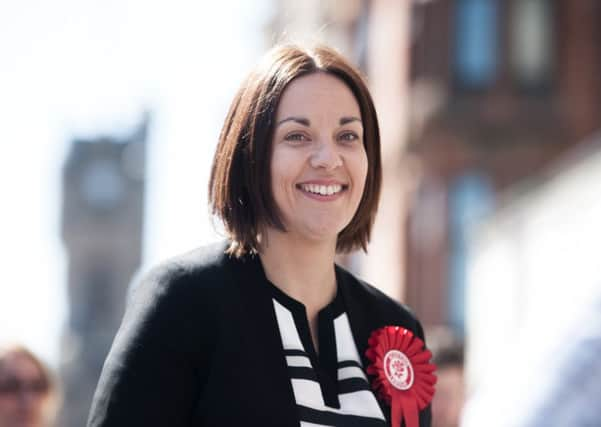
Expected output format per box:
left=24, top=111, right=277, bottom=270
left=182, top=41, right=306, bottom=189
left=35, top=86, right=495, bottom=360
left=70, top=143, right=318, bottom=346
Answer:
left=309, top=140, right=342, bottom=171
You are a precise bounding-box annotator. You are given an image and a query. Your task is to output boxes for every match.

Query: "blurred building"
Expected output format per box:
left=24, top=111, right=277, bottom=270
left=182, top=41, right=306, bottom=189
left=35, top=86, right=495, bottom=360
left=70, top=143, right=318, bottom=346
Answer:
left=269, top=0, right=601, bottom=340
left=405, top=0, right=601, bottom=336
left=59, top=116, right=148, bottom=427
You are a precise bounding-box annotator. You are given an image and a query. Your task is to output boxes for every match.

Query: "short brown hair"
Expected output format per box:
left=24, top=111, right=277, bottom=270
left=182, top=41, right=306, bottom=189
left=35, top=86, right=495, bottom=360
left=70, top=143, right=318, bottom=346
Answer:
left=209, top=44, right=382, bottom=257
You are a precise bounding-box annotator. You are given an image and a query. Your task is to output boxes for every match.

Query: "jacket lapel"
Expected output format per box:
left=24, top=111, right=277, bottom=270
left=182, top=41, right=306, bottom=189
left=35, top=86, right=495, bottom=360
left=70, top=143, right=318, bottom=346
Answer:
left=336, top=265, right=392, bottom=424
left=229, top=253, right=299, bottom=427
left=336, top=265, right=372, bottom=370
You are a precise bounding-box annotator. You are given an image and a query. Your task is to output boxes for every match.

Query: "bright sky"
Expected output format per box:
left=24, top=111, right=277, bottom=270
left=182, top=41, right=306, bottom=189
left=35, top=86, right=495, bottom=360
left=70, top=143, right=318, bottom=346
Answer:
left=0, top=0, right=272, bottom=367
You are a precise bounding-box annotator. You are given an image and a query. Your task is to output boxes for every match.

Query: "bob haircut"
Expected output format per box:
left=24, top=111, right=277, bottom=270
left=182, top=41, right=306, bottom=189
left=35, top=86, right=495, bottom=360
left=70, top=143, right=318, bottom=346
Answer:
left=209, top=44, right=382, bottom=257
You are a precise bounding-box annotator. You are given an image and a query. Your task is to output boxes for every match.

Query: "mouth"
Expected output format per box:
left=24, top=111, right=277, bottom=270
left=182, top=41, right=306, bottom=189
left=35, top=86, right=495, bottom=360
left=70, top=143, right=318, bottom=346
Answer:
left=296, top=182, right=348, bottom=197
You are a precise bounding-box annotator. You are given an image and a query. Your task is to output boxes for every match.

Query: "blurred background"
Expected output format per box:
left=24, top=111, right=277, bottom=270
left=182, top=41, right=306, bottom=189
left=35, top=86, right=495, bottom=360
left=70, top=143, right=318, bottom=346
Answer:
left=1, top=0, right=600, bottom=426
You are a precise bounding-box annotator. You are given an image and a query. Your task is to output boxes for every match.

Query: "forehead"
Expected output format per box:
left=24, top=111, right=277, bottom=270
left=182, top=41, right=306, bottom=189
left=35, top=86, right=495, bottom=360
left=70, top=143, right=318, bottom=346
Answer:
left=276, top=72, right=361, bottom=121
left=0, top=354, right=42, bottom=379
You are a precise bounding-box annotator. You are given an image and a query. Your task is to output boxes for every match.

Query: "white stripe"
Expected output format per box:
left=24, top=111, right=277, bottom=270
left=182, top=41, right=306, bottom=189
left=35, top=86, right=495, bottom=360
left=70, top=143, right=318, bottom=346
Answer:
left=339, top=390, right=386, bottom=420
left=290, top=379, right=385, bottom=421
left=333, top=313, right=362, bottom=365
left=337, top=366, right=367, bottom=381
left=291, top=379, right=324, bottom=407
left=273, top=304, right=385, bottom=422
left=273, top=299, right=305, bottom=350
left=294, top=390, right=386, bottom=421
left=286, top=355, right=313, bottom=368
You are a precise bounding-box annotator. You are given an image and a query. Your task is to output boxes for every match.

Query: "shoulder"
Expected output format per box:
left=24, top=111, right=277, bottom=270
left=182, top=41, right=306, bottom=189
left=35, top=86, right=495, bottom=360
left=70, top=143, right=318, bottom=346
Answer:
left=129, top=240, right=232, bottom=308
left=336, top=264, right=425, bottom=341
left=116, top=240, right=235, bottom=350
left=89, top=242, right=234, bottom=426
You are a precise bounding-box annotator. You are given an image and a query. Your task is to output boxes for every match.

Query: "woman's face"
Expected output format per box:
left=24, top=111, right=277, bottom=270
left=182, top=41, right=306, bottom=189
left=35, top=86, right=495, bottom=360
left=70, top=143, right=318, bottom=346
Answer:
left=0, top=353, right=49, bottom=427
left=270, top=72, right=368, bottom=246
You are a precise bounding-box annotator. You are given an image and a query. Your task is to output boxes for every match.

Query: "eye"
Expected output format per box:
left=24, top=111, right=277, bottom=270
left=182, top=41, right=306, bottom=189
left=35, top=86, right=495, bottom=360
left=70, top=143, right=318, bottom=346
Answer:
left=338, top=131, right=360, bottom=143
left=284, top=132, right=310, bottom=143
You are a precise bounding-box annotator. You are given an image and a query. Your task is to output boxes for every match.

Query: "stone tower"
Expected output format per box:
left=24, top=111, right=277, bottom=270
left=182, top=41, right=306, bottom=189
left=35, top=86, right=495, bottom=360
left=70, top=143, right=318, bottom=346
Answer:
left=59, top=115, right=148, bottom=426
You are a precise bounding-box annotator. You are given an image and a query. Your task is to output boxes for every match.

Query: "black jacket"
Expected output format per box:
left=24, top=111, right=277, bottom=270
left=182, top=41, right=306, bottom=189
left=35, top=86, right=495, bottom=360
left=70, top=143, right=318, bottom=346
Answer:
left=88, top=241, right=432, bottom=426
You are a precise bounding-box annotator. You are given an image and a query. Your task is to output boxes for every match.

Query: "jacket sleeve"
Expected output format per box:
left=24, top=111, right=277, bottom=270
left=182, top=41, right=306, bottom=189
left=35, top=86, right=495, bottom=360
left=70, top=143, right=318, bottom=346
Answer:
left=87, top=261, right=218, bottom=427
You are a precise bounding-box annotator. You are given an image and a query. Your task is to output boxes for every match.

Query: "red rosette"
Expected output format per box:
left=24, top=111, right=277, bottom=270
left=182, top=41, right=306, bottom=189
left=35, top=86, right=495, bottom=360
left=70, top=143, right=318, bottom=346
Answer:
left=365, top=326, right=436, bottom=427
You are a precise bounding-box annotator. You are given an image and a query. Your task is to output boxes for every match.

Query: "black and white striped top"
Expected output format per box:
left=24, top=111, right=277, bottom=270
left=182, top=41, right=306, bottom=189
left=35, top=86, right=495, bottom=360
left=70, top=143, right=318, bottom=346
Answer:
left=269, top=282, right=387, bottom=427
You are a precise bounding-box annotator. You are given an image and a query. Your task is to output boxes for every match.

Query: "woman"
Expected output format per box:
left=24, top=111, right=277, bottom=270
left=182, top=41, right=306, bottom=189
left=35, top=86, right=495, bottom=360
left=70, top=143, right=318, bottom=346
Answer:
left=88, top=44, right=433, bottom=427
left=0, top=345, right=60, bottom=427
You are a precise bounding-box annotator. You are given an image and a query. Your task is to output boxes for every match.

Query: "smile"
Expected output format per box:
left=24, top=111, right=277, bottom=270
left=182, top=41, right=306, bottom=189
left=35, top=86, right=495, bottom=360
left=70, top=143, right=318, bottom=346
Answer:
left=296, top=183, right=348, bottom=197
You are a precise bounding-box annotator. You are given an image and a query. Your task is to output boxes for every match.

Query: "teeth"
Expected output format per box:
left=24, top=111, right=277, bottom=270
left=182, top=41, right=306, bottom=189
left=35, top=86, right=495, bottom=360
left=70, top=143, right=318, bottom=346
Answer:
left=301, top=184, right=343, bottom=195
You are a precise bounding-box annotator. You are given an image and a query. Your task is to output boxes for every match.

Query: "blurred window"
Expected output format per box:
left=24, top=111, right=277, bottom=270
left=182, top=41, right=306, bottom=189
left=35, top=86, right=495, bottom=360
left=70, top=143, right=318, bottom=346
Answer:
left=453, top=0, right=499, bottom=89
left=510, top=0, right=554, bottom=91
left=448, top=172, right=494, bottom=336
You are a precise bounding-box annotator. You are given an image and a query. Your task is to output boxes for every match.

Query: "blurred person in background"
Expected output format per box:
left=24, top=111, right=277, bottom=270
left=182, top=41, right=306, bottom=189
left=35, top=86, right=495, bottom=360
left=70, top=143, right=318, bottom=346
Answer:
left=428, top=330, right=464, bottom=427
left=88, top=43, right=435, bottom=426
left=0, top=345, right=60, bottom=427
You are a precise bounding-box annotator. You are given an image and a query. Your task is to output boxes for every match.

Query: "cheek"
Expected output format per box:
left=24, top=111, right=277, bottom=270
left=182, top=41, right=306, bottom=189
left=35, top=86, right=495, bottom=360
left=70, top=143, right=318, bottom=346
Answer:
left=272, top=179, right=291, bottom=206
left=351, top=150, right=369, bottom=192
left=0, top=396, right=18, bottom=411
left=361, top=154, right=369, bottom=184
left=271, top=147, right=305, bottom=190
left=270, top=159, right=296, bottom=206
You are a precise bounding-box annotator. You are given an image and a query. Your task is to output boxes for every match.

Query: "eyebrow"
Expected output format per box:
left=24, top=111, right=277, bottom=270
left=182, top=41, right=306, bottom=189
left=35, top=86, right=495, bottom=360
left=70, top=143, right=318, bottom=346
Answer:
left=276, top=116, right=362, bottom=127
left=340, top=116, right=362, bottom=125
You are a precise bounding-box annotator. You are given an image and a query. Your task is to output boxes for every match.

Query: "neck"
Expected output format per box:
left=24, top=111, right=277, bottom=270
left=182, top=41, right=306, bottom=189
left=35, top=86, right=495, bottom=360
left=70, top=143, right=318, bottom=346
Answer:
left=258, top=229, right=337, bottom=312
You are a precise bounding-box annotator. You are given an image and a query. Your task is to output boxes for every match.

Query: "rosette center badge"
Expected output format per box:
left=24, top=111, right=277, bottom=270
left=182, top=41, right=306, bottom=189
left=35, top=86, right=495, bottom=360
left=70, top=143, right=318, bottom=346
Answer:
left=383, top=350, right=414, bottom=390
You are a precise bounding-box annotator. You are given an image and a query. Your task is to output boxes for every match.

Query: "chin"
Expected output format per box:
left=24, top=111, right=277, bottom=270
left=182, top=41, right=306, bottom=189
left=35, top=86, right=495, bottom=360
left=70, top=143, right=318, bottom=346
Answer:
left=300, top=224, right=347, bottom=244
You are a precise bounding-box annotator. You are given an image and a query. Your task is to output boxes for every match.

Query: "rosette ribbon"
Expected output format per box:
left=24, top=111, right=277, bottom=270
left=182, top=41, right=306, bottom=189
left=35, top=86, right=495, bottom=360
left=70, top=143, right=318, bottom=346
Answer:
left=366, top=326, right=436, bottom=427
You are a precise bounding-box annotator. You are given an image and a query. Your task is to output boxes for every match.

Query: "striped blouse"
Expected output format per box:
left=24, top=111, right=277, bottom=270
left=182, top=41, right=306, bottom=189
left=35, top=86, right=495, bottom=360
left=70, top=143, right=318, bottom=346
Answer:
left=269, top=281, right=387, bottom=427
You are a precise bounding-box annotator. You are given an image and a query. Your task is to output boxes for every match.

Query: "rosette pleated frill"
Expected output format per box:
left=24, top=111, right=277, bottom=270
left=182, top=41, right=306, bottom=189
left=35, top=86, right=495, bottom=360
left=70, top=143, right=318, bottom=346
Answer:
left=366, top=326, right=437, bottom=427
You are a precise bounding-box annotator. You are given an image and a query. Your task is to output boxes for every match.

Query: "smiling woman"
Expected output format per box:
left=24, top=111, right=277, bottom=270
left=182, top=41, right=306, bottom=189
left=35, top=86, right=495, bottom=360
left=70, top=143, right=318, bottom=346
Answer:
left=88, top=44, right=434, bottom=427
left=269, top=72, right=368, bottom=249
left=209, top=45, right=382, bottom=257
